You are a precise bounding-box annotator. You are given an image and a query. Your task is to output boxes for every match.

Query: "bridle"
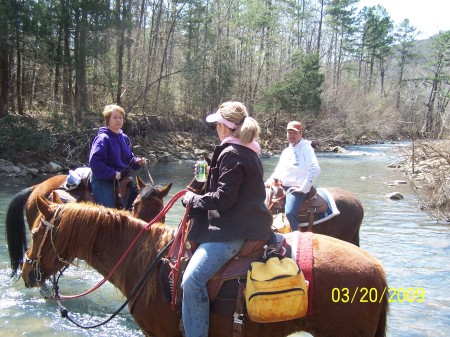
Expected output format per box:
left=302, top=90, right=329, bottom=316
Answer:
left=24, top=205, right=76, bottom=287
left=23, top=189, right=189, bottom=329
left=132, top=189, right=165, bottom=219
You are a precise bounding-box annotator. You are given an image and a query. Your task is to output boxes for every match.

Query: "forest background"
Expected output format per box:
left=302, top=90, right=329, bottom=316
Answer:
left=0, top=0, right=449, bottom=216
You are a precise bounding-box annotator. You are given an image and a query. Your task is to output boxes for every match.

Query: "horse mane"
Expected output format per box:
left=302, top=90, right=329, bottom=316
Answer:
left=53, top=202, right=174, bottom=301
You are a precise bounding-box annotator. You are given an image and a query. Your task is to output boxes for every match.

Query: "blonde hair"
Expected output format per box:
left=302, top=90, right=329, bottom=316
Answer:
left=103, top=104, right=125, bottom=125
left=218, top=101, right=260, bottom=144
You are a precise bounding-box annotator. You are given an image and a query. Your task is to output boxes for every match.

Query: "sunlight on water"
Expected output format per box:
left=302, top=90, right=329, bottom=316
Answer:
left=0, top=142, right=449, bottom=336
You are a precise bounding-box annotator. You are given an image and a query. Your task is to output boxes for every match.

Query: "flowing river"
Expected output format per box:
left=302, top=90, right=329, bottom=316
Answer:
left=0, top=143, right=449, bottom=336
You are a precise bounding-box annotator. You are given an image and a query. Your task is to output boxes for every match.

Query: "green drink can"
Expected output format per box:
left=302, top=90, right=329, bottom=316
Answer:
left=196, top=160, right=208, bottom=182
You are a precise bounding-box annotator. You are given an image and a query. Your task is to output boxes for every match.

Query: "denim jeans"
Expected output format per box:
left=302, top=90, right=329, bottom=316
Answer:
left=181, top=239, right=245, bottom=337
left=90, top=174, right=115, bottom=208
left=284, top=186, right=307, bottom=231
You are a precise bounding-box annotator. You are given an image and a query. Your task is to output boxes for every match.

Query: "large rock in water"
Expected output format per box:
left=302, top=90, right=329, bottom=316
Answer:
left=385, top=192, right=404, bottom=200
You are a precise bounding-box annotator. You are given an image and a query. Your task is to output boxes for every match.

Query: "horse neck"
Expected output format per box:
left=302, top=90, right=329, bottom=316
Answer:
left=60, top=209, right=163, bottom=296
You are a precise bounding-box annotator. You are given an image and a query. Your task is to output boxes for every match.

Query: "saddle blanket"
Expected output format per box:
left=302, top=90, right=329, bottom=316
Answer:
left=285, top=231, right=313, bottom=315
left=298, top=188, right=340, bottom=228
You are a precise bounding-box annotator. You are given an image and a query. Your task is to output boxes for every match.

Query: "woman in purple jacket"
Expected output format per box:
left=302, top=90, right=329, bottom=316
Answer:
left=181, top=101, right=272, bottom=337
left=89, top=104, right=146, bottom=208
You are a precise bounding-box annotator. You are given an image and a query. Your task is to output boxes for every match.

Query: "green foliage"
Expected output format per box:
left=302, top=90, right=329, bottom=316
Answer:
left=0, top=115, right=54, bottom=158
left=359, top=5, right=394, bottom=61
left=262, top=52, right=324, bottom=115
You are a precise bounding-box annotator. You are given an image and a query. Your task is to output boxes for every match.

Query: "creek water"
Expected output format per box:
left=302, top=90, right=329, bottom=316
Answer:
left=0, top=143, right=449, bottom=337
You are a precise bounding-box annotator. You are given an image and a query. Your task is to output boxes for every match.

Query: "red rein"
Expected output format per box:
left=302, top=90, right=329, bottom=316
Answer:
left=56, top=189, right=190, bottom=300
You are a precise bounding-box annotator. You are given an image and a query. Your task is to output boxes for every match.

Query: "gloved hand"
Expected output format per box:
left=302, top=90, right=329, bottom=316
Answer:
left=182, top=191, right=196, bottom=206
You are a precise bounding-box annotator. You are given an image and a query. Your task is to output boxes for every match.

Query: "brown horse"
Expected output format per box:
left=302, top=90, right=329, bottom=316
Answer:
left=21, top=196, right=388, bottom=337
left=266, top=183, right=364, bottom=246
left=187, top=176, right=363, bottom=246
left=5, top=173, right=172, bottom=277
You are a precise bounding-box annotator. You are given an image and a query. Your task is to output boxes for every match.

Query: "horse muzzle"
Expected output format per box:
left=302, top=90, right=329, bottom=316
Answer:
left=22, top=263, right=44, bottom=288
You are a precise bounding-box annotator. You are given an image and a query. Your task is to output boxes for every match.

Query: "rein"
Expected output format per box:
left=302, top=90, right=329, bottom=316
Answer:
left=56, top=236, right=175, bottom=329
left=143, top=164, right=155, bottom=185
left=37, top=189, right=191, bottom=329
left=35, top=189, right=189, bottom=301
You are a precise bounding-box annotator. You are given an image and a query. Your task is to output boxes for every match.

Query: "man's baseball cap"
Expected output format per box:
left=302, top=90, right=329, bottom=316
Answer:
left=287, top=121, right=302, bottom=132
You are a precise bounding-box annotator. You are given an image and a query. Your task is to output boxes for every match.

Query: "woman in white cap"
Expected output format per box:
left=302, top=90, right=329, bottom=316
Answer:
left=265, top=120, right=321, bottom=230
left=181, top=101, right=272, bottom=337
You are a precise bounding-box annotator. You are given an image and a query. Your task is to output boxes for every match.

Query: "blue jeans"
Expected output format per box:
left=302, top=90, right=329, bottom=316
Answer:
left=90, top=174, right=115, bottom=208
left=284, top=186, right=307, bottom=231
left=181, top=239, right=245, bottom=337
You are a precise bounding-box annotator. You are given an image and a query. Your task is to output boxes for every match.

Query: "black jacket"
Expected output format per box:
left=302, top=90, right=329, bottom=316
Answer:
left=187, top=143, right=272, bottom=243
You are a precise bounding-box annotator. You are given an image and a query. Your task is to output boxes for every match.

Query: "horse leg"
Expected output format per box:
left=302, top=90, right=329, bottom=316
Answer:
left=326, top=188, right=364, bottom=246
left=353, top=231, right=360, bottom=247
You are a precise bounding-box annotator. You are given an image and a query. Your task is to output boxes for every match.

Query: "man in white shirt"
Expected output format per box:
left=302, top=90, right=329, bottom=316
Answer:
left=265, top=121, right=321, bottom=230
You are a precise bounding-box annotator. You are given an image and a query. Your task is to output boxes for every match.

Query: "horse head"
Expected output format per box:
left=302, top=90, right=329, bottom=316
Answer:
left=21, top=195, right=66, bottom=288
left=265, top=179, right=286, bottom=213
left=132, top=176, right=172, bottom=222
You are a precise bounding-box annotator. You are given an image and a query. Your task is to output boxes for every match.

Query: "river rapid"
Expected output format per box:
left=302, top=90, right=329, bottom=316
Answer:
left=0, top=143, right=449, bottom=336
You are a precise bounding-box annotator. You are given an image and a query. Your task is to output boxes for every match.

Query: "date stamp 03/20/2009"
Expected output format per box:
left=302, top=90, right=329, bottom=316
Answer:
left=331, top=287, right=425, bottom=304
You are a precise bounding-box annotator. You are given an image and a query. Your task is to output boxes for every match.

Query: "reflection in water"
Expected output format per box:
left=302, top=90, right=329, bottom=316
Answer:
left=0, top=143, right=449, bottom=336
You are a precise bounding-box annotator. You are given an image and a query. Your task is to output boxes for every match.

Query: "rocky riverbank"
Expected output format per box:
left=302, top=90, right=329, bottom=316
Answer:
left=0, top=131, right=357, bottom=178
left=2, top=135, right=448, bottom=219
left=389, top=140, right=450, bottom=220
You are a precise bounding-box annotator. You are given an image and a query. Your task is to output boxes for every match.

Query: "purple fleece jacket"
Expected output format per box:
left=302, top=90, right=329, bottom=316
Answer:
left=89, top=127, right=140, bottom=180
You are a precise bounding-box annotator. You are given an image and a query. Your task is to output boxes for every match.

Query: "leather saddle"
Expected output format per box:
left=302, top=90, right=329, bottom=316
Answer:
left=298, top=187, right=328, bottom=230
left=268, top=185, right=328, bottom=230
left=160, top=232, right=290, bottom=316
left=51, top=168, right=136, bottom=210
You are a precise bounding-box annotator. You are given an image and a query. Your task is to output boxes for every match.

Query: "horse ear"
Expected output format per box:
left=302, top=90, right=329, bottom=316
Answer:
left=136, top=175, right=146, bottom=189
left=159, top=183, right=172, bottom=198
left=51, top=191, right=63, bottom=204
left=36, top=195, right=55, bottom=220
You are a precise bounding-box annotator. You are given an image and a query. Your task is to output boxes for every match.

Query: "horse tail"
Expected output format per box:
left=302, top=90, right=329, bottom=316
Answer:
left=374, top=264, right=389, bottom=337
left=6, top=186, right=34, bottom=277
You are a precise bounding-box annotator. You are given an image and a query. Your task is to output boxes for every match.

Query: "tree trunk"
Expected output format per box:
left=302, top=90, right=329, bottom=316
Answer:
left=317, top=0, right=324, bottom=54
left=116, top=0, right=124, bottom=105
left=74, top=5, right=88, bottom=121
left=16, top=27, right=23, bottom=115
left=62, top=0, right=73, bottom=116
left=0, top=9, right=9, bottom=118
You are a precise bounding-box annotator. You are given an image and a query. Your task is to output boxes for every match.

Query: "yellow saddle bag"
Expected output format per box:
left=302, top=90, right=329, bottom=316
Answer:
left=245, top=255, right=308, bottom=323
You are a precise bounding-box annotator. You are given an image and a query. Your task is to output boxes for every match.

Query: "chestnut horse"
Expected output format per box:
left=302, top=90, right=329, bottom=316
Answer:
left=21, top=196, right=388, bottom=337
left=266, top=183, right=364, bottom=246
left=5, top=174, right=172, bottom=276
left=188, top=176, right=363, bottom=246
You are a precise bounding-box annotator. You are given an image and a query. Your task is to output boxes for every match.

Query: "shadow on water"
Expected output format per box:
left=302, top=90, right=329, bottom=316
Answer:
left=0, top=142, right=449, bottom=336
